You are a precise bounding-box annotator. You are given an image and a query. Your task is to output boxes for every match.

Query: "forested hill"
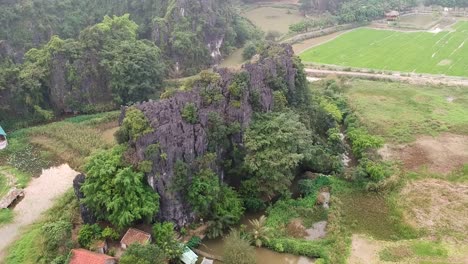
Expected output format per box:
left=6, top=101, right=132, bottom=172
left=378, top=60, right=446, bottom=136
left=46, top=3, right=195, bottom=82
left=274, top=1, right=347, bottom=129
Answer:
left=0, top=0, right=258, bottom=128
left=0, top=0, right=256, bottom=72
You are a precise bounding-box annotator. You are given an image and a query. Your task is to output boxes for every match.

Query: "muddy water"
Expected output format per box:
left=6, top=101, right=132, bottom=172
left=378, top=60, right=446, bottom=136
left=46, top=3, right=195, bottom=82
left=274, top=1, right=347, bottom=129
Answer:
left=198, top=213, right=315, bottom=264
left=200, top=238, right=314, bottom=264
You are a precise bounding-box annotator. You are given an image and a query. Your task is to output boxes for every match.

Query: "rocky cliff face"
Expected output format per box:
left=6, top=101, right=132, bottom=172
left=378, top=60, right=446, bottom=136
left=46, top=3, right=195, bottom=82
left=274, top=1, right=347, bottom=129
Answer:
left=48, top=50, right=112, bottom=113
left=122, top=44, right=302, bottom=226
left=151, top=0, right=241, bottom=76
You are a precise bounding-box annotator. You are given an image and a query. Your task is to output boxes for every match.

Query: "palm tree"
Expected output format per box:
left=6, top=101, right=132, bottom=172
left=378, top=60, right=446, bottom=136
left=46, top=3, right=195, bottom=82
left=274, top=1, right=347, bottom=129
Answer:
left=248, top=215, right=271, bottom=247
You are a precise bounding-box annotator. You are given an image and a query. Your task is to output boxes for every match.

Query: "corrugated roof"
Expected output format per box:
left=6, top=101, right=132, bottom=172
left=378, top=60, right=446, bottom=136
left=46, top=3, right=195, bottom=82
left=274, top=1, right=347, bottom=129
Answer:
left=120, top=228, right=151, bottom=246
left=0, top=126, right=6, bottom=137
left=181, top=247, right=198, bottom=264
left=69, top=249, right=115, bottom=264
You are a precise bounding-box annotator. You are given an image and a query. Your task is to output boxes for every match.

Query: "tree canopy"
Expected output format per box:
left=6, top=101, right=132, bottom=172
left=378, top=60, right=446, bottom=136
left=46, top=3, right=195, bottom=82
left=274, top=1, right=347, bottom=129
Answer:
left=81, top=145, right=160, bottom=228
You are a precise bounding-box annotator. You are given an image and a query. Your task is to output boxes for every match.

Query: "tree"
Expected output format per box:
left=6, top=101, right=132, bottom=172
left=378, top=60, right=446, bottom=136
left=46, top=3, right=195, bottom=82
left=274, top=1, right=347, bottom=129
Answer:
left=120, top=244, right=167, bottom=264
left=101, top=40, right=165, bottom=105
left=81, top=145, right=159, bottom=228
left=188, top=169, right=221, bottom=218
left=242, top=42, right=257, bottom=60
left=223, top=231, right=256, bottom=264
left=248, top=215, right=271, bottom=247
left=244, top=111, right=312, bottom=198
left=152, top=222, right=184, bottom=259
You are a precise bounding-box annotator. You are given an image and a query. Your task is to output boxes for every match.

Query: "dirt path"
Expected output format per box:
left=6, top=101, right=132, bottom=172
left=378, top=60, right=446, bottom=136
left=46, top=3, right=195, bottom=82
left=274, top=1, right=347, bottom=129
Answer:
left=0, top=164, right=78, bottom=261
left=305, top=68, right=468, bottom=87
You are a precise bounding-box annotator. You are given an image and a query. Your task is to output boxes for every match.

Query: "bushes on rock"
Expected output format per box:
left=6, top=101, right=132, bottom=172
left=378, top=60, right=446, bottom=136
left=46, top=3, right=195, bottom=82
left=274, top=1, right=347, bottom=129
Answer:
left=181, top=103, right=198, bottom=124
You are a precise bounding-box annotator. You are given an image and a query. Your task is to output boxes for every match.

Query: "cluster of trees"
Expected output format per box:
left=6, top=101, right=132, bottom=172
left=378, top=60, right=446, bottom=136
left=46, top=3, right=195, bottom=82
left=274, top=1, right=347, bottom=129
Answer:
left=289, top=15, right=338, bottom=33
left=425, top=0, right=468, bottom=7
left=0, top=0, right=259, bottom=128
left=298, top=0, right=418, bottom=23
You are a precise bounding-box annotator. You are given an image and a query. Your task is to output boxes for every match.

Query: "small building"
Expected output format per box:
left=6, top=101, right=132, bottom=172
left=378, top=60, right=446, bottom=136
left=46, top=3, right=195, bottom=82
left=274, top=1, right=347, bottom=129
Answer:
left=120, top=228, right=152, bottom=249
left=0, top=126, right=7, bottom=150
left=69, top=249, right=116, bottom=264
left=181, top=247, right=198, bottom=264
left=91, top=240, right=108, bottom=254
left=385, top=10, right=400, bottom=21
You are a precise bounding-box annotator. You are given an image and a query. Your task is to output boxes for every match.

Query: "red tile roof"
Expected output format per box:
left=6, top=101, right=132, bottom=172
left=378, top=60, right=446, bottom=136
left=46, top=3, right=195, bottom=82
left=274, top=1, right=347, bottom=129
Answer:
left=120, top=228, right=152, bottom=246
left=69, top=249, right=115, bottom=264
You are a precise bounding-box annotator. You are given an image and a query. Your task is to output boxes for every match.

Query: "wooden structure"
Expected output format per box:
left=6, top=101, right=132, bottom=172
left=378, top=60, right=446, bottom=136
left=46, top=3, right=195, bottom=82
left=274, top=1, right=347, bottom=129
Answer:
left=120, top=228, right=152, bottom=249
left=91, top=240, right=108, bottom=254
left=385, top=10, right=400, bottom=21
left=69, top=248, right=116, bottom=264
left=0, top=188, right=24, bottom=209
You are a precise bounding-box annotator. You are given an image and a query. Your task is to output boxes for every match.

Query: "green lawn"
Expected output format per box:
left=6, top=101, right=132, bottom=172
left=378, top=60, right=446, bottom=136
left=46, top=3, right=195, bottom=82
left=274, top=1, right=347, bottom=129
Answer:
left=300, top=22, right=468, bottom=77
left=344, top=80, right=468, bottom=143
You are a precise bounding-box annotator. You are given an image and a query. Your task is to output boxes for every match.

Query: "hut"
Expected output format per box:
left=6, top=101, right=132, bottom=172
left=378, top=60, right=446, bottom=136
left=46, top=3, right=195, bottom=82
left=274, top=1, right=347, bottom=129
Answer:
left=91, top=240, right=108, bottom=254
left=180, top=247, right=198, bottom=264
left=0, top=126, right=7, bottom=150
left=385, top=10, right=400, bottom=21
left=120, top=228, right=152, bottom=249
left=69, top=249, right=116, bottom=264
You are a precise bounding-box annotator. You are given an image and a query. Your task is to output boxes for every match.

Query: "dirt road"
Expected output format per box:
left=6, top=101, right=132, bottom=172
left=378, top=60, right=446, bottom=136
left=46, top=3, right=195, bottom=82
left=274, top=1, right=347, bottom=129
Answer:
left=0, top=164, right=78, bottom=261
left=305, top=68, right=468, bottom=87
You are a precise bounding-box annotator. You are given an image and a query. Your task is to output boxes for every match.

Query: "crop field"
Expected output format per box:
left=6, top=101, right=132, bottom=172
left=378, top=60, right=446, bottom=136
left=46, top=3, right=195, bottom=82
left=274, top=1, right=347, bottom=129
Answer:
left=301, top=22, right=468, bottom=77
left=242, top=6, right=304, bottom=34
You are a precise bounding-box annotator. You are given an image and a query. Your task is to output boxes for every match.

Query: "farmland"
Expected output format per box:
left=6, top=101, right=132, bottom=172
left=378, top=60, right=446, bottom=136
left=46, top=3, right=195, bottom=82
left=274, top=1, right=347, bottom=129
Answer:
left=300, top=22, right=468, bottom=77
left=242, top=6, right=304, bottom=34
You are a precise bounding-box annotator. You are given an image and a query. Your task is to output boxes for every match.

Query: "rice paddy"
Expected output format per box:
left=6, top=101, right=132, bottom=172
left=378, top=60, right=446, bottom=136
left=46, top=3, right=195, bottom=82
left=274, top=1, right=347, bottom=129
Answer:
left=300, top=22, right=468, bottom=77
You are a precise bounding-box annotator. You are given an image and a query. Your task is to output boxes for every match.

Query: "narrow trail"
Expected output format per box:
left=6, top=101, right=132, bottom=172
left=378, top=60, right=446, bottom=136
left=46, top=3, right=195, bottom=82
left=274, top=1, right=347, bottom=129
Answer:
left=305, top=68, right=468, bottom=87
left=0, top=164, right=78, bottom=262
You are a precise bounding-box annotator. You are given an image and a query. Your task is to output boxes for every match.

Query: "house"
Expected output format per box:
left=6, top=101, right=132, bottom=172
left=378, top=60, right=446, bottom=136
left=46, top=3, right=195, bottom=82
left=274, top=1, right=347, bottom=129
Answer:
left=385, top=10, right=400, bottom=21
left=91, top=240, right=108, bottom=254
left=0, top=126, right=7, bottom=150
left=69, top=249, right=116, bottom=264
left=120, top=228, right=152, bottom=249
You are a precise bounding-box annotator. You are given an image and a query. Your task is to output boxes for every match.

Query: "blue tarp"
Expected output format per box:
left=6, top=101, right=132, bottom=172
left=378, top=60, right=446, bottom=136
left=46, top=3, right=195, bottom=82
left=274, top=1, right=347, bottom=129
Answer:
left=0, top=126, right=6, bottom=137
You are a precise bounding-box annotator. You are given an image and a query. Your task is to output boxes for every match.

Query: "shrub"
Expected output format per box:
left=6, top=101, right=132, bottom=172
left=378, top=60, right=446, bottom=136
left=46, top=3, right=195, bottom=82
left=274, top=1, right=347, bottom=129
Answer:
left=223, top=231, right=256, bottom=264
left=242, top=42, right=257, bottom=60
left=78, top=224, right=102, bottom=248
left=347, top=128, right=383, bottom=158
left=181, top=103, right=198, bottom=124
left=120, top=243, right=167, bottom=264
left=101, top=227, right=120, bottom=240
left=186, top=236, right=202, bottom=249
left=120, top=107, right=153, bottom=141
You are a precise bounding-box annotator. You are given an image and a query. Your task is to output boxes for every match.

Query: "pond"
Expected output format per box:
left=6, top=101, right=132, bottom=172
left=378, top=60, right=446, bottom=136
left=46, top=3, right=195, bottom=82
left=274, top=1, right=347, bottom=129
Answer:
left=196, top=213, right=315, bottom=264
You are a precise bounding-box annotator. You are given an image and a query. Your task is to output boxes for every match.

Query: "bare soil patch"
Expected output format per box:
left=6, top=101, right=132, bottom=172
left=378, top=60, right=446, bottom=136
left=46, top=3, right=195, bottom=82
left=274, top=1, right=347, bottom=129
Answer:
left=401, top=179, right=468, bottom=241
left=379, top=133, right=468, bottom=174
left=348, top=234, right=382, bottom=264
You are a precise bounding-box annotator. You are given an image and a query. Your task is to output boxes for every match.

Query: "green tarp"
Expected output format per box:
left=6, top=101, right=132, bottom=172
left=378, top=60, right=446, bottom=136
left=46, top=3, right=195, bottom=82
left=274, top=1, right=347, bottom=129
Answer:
left=0, top=126, right=6, bottom=137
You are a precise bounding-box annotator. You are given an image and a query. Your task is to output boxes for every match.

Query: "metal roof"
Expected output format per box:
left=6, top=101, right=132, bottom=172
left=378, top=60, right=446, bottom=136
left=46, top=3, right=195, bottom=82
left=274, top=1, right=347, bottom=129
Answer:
left=0, top=126, right=6, bottom=137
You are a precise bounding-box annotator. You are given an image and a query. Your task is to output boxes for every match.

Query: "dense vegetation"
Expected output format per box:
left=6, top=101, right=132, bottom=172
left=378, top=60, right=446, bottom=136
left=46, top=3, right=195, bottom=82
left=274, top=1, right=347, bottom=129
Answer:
left=0, top=0, right=258, bottom=129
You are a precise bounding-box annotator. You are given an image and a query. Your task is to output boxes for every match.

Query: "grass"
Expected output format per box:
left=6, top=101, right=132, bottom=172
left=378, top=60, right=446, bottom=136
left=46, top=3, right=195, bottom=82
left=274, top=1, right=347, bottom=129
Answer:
left=0, top=111, right=119, bottom=173
left=379, top=241, right=448, bottom=262
left=343, top=79, right=468, bottom=143
left=0, top=209, right=14, bottom=226
left=242, top=6, right=304, bottom=34
left=5, top=190, right=79, bottom=264
left=300, top=22, right=468, bottom=77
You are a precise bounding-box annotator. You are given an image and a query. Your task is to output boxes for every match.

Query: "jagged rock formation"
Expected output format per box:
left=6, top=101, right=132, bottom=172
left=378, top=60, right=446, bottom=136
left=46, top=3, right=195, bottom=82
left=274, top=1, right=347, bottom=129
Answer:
left=122, top=44, right=304, bottom=226
left=73, top=174, right=96, bottom=224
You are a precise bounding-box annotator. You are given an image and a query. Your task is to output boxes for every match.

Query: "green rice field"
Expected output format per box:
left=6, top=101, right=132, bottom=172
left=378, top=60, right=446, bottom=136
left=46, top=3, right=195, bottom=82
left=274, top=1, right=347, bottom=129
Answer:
left=300, top=22, right=468, bottom=77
